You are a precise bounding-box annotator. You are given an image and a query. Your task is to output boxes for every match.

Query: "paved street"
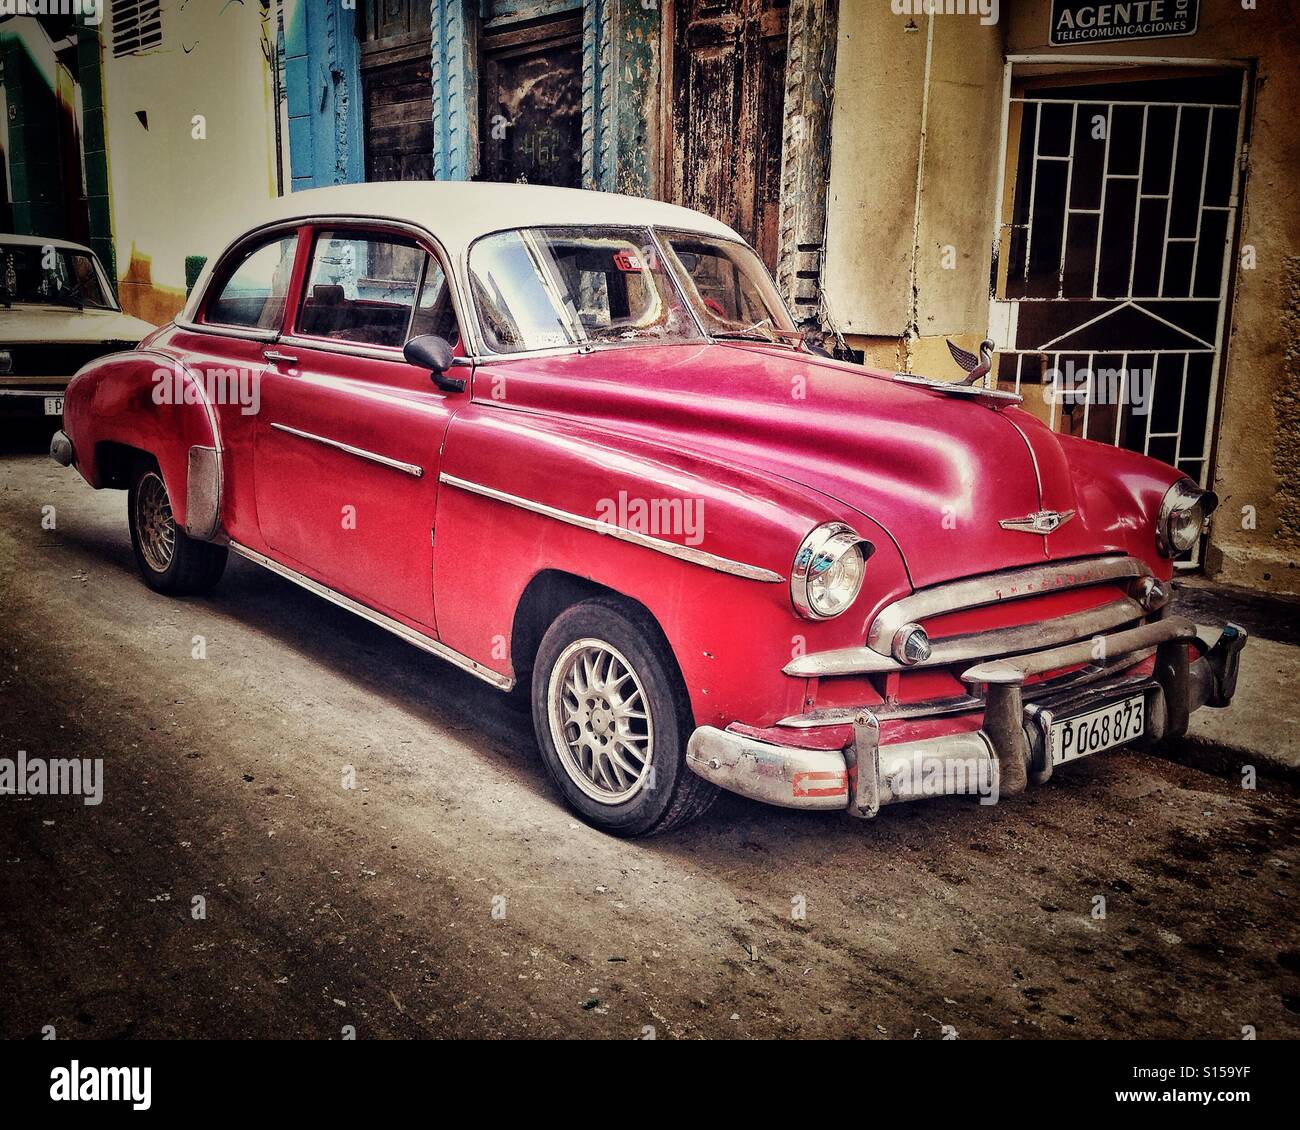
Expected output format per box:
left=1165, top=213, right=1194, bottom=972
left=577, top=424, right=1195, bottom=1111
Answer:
left=2, top=432, right=1297, bottom=1040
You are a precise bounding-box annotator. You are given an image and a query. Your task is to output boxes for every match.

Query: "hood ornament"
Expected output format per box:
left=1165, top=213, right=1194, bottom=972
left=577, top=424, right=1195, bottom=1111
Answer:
left=1000, top=509, right=1076, bottom=535
left=947, top=338, right=995, bottom=386
left=890, top=336, right=1021, bottom=405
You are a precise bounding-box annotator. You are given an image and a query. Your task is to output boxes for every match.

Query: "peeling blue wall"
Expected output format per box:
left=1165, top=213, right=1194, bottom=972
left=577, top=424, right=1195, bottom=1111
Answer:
left=284, top=0, right=364, bottom=190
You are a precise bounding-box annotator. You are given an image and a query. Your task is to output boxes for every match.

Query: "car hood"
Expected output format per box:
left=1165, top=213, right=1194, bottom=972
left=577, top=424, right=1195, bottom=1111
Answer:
left=2, top=304, right=156, bottom=345
left=502, top=343, right=1158, bottom=588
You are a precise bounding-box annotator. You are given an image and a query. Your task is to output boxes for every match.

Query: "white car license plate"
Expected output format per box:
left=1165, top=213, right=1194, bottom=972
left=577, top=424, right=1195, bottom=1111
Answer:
left=1051, top=693, right=1146, bottom=766
left=44, top=396, right=64, bottom=416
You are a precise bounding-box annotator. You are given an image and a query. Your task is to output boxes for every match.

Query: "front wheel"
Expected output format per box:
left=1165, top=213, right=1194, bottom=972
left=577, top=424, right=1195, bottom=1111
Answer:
left=128, top=461, right=227, bottom=595
left=531, top=598, right=718, bottom=836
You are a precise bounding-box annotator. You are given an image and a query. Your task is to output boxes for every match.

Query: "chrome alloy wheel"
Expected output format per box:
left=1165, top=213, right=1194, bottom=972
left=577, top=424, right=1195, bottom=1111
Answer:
left=135, top=471, right=176, bottom=574
left=547, top=638, right=654, bottom=805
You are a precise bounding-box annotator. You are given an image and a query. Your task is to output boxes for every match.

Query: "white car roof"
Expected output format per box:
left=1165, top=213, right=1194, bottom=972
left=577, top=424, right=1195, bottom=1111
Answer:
left=1, top=233, right=97, bottom=255
left=182, top=181, right=745, bottom=325
left=215, top=181, right=741, bottom=259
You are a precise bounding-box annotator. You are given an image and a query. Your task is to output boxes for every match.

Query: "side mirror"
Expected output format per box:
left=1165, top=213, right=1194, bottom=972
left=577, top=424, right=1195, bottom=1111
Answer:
left=403, top=334, right=464, bottom=392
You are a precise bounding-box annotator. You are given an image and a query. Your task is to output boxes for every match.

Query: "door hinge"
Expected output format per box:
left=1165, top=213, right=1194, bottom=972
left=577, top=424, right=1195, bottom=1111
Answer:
left=430, top=528, right=436, bottom=547
left=1239, top=143, right=1250, bottom=174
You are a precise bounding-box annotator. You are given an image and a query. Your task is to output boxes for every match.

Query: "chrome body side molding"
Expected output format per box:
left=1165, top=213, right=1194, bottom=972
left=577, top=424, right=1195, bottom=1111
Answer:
left=270, top=422, right=424, bottom=478
left=226, top=540, right=514, bottom=691
left=438, top=473, right=785, bottom=584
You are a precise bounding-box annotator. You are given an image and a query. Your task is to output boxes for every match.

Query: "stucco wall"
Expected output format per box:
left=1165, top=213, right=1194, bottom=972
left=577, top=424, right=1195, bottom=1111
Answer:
left=823, top=5, right=1003, bottom=373
left=102, top=1, right=280, bottom=324
left=1005, top=0, right=1300, bottom=591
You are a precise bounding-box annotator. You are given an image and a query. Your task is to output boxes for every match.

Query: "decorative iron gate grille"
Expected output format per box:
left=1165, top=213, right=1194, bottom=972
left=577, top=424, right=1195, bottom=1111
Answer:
left=991, top=71, right=1248, bottom=565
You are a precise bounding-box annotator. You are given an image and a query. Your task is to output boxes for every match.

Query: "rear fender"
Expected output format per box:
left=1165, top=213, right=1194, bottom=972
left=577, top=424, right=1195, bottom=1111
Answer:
left=62, top=349, right=224, bottom=539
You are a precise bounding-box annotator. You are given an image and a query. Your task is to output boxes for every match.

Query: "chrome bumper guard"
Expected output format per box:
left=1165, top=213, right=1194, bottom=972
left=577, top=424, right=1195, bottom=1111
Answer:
left=50, top=429, right=74, bottom=467
left=686, top=618, right=1248, bottom=816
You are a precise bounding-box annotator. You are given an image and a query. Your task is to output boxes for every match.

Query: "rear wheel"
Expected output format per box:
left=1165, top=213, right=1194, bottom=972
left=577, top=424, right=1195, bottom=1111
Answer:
left=531, top=598, right=717, bottom=836
left=128, top=462, right=227, bottom=595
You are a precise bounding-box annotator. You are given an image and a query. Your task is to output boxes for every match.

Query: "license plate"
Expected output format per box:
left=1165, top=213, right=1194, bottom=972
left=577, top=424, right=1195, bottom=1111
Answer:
left=43, top=397, right=64, bottom=416
left=1051, top=693, right=1145, bottom=766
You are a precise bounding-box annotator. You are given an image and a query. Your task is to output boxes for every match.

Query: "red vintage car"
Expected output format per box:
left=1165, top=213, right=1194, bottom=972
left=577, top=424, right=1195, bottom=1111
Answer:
left=51, top=182, right=1246, bottom=834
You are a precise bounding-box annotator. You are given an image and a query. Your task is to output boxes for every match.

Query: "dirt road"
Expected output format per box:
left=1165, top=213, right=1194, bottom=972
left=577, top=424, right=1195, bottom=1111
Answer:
left=2, top=440, right=1297, bottom=1039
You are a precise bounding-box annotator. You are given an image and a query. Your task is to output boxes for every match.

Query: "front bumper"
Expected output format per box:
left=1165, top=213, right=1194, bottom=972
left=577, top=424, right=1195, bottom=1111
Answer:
left=686, top=617, right=1247, bottom=816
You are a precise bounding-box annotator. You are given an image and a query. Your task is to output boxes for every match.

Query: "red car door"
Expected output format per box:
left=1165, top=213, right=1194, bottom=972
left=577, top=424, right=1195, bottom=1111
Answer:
left=252, top=225, right=466, bottom=630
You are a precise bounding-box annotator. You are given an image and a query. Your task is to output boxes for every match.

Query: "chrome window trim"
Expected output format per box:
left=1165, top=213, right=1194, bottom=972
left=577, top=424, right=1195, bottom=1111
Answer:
left=864, top=554, right=1154, bottom=656
left=463, top=223, right=797, bottom=359
left=178, top=224, right=303, bottom=339
left=227, top=541, right=513, bottom=690
left=785, top=594, right=1148, bottom=677
left=655, top=225, right=799, bottom=341
left=465, top=223, right=707, bottom=358
left=439, top=473, right=784, bottom=584
left=291, top=226, right=429, bottom=354
left=269, top=422, right=423, bottom=478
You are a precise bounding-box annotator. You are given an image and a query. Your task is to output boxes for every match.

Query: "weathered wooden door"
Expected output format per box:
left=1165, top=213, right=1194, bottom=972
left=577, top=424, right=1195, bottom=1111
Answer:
left=479, top=10, right=583, bottom=188
left=670, top=0, right=789, bottom=269
left=360, top=0, right=434, bottom=181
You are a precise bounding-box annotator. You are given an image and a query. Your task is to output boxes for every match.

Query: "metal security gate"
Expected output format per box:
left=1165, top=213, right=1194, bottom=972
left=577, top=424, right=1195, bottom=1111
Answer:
left=990, top=64, right=1249, bottom=565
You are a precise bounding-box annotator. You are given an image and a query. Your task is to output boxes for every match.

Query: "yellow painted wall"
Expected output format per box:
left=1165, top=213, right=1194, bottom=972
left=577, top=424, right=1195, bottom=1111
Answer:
left=102, top=0, right=281, bottom=324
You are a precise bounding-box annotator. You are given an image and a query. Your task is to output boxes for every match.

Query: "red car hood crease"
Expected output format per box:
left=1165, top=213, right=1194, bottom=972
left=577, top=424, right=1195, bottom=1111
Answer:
left=498, top=343, right=1119, bottom=589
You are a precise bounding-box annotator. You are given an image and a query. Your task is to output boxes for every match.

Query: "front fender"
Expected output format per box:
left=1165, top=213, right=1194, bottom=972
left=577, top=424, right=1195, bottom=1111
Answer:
left=433, top=407, right=911, bottom=727
left=62, top=349, right=224, bottom=539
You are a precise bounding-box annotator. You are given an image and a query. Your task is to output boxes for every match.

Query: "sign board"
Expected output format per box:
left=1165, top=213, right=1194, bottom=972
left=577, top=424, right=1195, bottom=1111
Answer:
left=1049, top=0, right=1199, bottom=46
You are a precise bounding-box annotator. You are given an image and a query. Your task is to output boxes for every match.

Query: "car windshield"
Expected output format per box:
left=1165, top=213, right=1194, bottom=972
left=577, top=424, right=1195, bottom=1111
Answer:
left=658, top=231, right=795, bottom=343
left=467, top=225, right=794, bottom=354
left=469, top=226, right=701, bottom=353
left=0, top=243, right=114, bottom=310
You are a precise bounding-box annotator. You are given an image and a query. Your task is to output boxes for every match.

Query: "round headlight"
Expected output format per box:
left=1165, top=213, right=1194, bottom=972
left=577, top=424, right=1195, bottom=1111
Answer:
left=791, top=523, right=871, bottom=620
left=1157, top=479, right=1218, bottom=556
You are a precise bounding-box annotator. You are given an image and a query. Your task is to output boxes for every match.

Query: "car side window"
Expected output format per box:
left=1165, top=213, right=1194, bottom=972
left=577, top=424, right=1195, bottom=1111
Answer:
left=407, top=259, right=460, bottom=346
left=297, top=231, right=425, bottom=349
left=205, top=235, right=298, bottom=331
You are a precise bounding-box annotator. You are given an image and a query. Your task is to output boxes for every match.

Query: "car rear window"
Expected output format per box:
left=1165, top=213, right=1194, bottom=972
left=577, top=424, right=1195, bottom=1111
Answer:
left=205, top=235, right=298, bottom=331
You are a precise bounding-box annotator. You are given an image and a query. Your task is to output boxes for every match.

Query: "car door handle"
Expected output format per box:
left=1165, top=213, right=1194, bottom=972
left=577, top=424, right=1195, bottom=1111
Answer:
left=263, top=350, right=298, bottom=366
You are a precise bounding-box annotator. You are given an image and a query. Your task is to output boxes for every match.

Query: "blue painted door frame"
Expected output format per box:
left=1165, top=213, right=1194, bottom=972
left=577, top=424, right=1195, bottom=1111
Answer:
left=284, top=0, right=365, bottom=190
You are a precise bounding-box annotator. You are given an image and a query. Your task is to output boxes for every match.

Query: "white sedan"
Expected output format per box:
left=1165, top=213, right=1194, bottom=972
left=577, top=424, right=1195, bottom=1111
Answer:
left=1, top=234, right=155, bottom=421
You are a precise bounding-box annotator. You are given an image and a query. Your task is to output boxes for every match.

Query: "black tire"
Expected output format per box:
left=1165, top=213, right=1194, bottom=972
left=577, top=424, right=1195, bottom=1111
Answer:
left=531, top=597, right=718, bottom=836
left=127, top=460, right=227, bottom=596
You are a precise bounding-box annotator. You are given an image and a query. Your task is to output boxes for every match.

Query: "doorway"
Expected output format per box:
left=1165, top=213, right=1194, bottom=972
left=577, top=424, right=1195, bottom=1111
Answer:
left=992, top=67, right=1249, bottom=565
left=359, top=0, right=435, bottom=181
left=478, top=12, right=583, bottom=188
